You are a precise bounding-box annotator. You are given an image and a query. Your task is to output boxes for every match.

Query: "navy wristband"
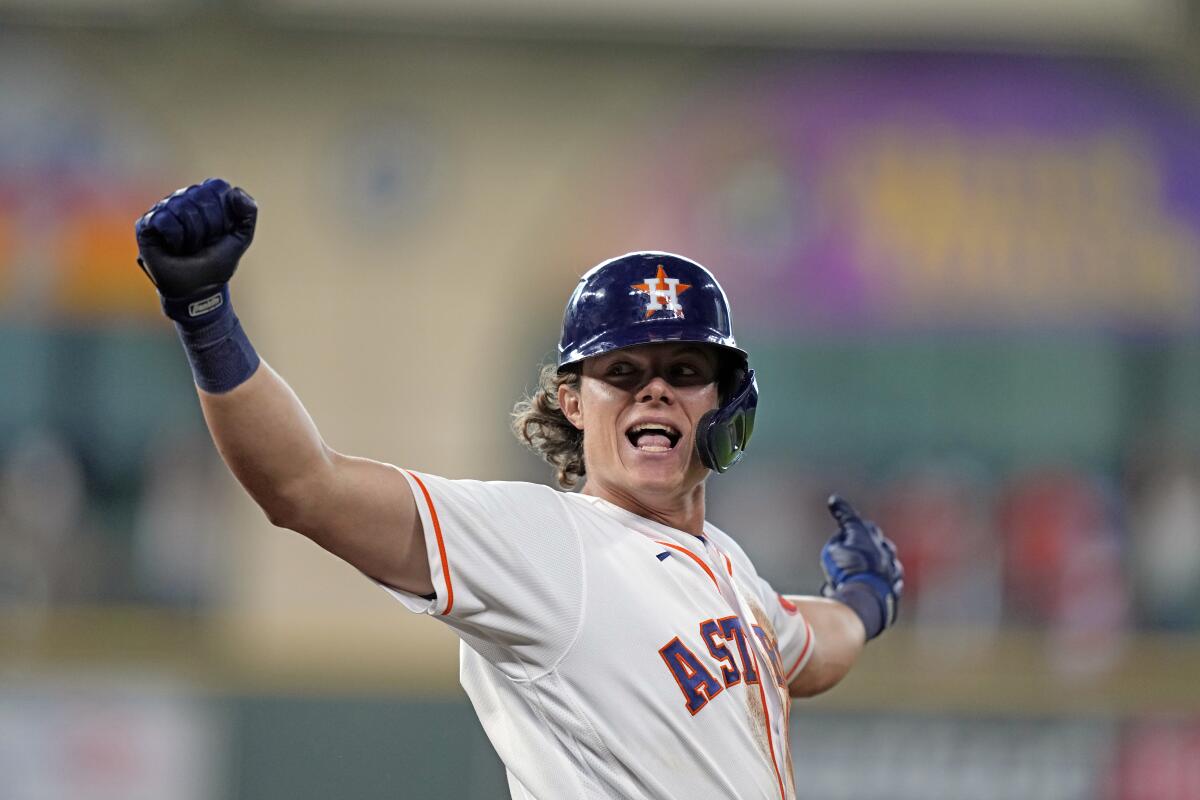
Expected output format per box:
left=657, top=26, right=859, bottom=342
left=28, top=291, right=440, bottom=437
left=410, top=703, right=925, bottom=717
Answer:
left=163, top=286, right=260, bottom=394
left=833, top=581, right=886, bottom=641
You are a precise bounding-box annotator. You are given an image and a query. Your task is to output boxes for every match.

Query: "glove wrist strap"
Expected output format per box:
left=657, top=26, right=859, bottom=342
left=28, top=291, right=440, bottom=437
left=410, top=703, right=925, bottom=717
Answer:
left=161, top=284, right=231, bottom=329
left=164, top=285, right=261, bottom=394
left=833, top=581, right=887, bottom=641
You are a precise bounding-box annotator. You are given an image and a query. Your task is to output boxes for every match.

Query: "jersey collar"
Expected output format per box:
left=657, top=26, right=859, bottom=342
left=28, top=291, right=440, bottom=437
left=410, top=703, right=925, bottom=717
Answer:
left=567, top=493, right=714, bottom=550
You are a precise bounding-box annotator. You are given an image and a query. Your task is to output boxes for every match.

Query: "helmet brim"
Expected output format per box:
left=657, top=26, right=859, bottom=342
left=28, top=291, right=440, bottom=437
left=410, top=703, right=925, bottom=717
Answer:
left=557, top=322, right=745, bottom=370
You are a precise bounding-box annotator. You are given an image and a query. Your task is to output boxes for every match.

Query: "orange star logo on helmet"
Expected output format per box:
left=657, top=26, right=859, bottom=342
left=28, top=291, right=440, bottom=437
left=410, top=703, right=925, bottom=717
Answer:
left=632, top=265, right=691, bottom=319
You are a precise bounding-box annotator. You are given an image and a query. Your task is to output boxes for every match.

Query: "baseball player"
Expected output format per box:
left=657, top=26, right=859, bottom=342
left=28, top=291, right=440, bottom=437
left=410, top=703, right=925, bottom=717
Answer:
left=134, top=178, right=903, bottom=799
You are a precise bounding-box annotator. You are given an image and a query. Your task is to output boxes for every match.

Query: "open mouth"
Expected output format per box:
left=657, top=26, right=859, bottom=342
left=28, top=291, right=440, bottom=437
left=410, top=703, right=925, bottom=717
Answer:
left=626, top=422, right=682, bottom=453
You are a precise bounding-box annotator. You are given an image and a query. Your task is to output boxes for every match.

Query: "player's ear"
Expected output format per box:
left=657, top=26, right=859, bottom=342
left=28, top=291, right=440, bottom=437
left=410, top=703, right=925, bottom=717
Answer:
left=558, top=381, right=584, bottom=430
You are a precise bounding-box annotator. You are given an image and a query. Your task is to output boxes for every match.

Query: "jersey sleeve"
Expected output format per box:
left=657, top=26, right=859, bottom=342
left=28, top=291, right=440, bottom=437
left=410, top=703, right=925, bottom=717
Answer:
left=375, top=468, right=584, bottom=677
left=759, top=581, right=816, bottom=683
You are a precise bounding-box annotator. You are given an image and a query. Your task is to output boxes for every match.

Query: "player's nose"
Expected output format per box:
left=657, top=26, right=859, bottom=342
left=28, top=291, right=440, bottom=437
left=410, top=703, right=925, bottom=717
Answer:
left=637, top=375, right=675, bottom=404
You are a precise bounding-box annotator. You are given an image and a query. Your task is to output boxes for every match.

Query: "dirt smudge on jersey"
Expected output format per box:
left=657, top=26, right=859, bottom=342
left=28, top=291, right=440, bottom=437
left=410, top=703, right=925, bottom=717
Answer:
left=743, top=664, right=771, bottom=759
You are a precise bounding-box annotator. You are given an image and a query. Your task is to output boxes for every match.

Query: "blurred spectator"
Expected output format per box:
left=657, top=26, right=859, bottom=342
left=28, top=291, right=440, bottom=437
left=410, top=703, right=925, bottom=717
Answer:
left=0, top=428, right=104, bottom=608
left=876, top=459, right=1002, bottom=651
left=132, top=432, right=225, bottom=608
left=1127, top=453, right=1200, bottom=630
left=1108, top=716, right=1200, bottom=800
left=999, top=469, right=1130, bottom=676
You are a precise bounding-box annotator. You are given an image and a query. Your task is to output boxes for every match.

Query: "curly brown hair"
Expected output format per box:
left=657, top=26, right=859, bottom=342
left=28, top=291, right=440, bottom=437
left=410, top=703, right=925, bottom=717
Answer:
left=512, top=363, right=585, bottom=489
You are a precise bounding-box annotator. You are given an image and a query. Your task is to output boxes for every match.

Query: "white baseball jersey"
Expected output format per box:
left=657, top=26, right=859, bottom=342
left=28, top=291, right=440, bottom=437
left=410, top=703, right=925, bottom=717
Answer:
left=376, top=469, right=815, bottom=800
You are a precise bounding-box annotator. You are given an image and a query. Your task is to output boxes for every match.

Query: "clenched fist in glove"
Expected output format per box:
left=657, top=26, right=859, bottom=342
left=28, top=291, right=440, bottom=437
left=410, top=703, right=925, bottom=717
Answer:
left=134, top=178, right=261, bottom=393
left=820, top=496, right=904, bottom=640
left=136, top=178, right=257, bottom=315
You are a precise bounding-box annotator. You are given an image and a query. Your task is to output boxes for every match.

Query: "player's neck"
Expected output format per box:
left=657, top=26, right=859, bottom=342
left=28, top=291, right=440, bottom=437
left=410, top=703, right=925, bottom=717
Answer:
left=582, top=480, right=707, bottom=537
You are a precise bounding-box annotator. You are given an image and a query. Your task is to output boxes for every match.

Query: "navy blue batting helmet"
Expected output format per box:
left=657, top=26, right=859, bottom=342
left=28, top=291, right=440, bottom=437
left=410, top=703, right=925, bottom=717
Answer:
left=557, top=251, right=758, bottom=473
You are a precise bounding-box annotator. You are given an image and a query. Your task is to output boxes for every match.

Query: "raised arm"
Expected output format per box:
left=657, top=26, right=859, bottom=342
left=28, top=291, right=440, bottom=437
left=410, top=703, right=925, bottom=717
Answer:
left=134, top=179, right=432, bottom=595
left=787, top=496, right=903, bottom=698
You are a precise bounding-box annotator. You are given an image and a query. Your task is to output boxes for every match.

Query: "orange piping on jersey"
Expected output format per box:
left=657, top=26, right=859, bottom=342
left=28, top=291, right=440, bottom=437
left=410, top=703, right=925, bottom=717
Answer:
left=751, top=646, right=788, bottom=800
left=655, top=541, right=719, bottom=590
left=660, top=538, right=787, bottom=797
left=712, top=539, right=787, bottom=798
left=404, top=469, right=454, bottom=616
left=661, top=539, right=786, bottom=797
left=784, top=616, right=814, bottom=681
left=777, top=593, right=800, bottom=614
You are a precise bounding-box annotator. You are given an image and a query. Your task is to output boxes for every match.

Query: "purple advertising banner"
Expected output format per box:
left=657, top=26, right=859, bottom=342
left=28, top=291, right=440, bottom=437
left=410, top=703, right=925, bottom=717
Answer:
left=635, top=56, right=1200, bottom=334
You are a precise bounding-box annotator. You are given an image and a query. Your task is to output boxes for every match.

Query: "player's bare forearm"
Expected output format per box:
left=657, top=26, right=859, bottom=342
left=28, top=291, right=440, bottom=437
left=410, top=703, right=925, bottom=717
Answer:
left=197, top=360, right=330, bottom=523
left=197, top=361, right=433, bottom=595
left=786, top=597, right=865, bottom=698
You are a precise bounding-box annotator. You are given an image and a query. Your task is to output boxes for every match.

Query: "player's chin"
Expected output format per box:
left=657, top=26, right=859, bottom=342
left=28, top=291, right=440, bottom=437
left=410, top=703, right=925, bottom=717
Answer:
left=621, top=438, right=694, bottom=488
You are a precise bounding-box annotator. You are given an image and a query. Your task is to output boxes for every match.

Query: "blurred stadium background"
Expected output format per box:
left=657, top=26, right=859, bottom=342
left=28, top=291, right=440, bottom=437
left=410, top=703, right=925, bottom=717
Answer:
left=1, top=0, right=1199, bottom=797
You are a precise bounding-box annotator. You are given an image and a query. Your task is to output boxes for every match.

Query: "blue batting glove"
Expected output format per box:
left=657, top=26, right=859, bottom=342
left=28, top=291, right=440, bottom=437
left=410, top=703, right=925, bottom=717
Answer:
left=133, top=178, right=262, bottom=393
left=135, top=178, right=257, bottom=325
left=820, top=495, right=903, bottom=640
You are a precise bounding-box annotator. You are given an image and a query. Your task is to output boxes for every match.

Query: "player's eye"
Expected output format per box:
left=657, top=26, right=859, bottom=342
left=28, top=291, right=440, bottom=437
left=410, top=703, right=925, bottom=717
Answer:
left=606, top=361, right=635, bottom=376
left=670, top=361, right=711, bottom=382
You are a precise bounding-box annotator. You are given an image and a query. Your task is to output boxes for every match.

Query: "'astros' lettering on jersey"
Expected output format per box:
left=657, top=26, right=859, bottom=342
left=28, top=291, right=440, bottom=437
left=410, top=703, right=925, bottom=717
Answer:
left=375, top=470, right=815, bottom=800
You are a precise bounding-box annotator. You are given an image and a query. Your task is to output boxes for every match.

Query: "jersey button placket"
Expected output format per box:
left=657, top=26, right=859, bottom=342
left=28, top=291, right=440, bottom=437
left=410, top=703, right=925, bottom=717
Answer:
left=702, top=538, right=794, bottom=800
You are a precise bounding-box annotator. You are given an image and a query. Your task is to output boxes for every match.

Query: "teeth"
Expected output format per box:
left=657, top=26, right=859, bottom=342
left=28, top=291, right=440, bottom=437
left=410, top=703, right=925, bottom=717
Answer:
left=632, top=423, right=678, bottom=435
left=628, top=422, right=680, bottom=453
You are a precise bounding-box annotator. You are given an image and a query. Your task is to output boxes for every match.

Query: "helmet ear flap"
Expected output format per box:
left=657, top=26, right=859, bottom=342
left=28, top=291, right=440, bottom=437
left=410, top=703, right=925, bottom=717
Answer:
left=695, top=408, right=721, bottom=471
left=695, top=369, right=758, bottom=474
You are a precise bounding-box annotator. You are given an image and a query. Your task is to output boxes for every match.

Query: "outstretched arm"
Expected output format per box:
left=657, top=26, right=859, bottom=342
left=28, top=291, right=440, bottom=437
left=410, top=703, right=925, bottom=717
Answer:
left=786, top=596, right=864, bottom=698
left=198, top=363, right=432, bottom=595
left=135, top=179, right=432, bottom=595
